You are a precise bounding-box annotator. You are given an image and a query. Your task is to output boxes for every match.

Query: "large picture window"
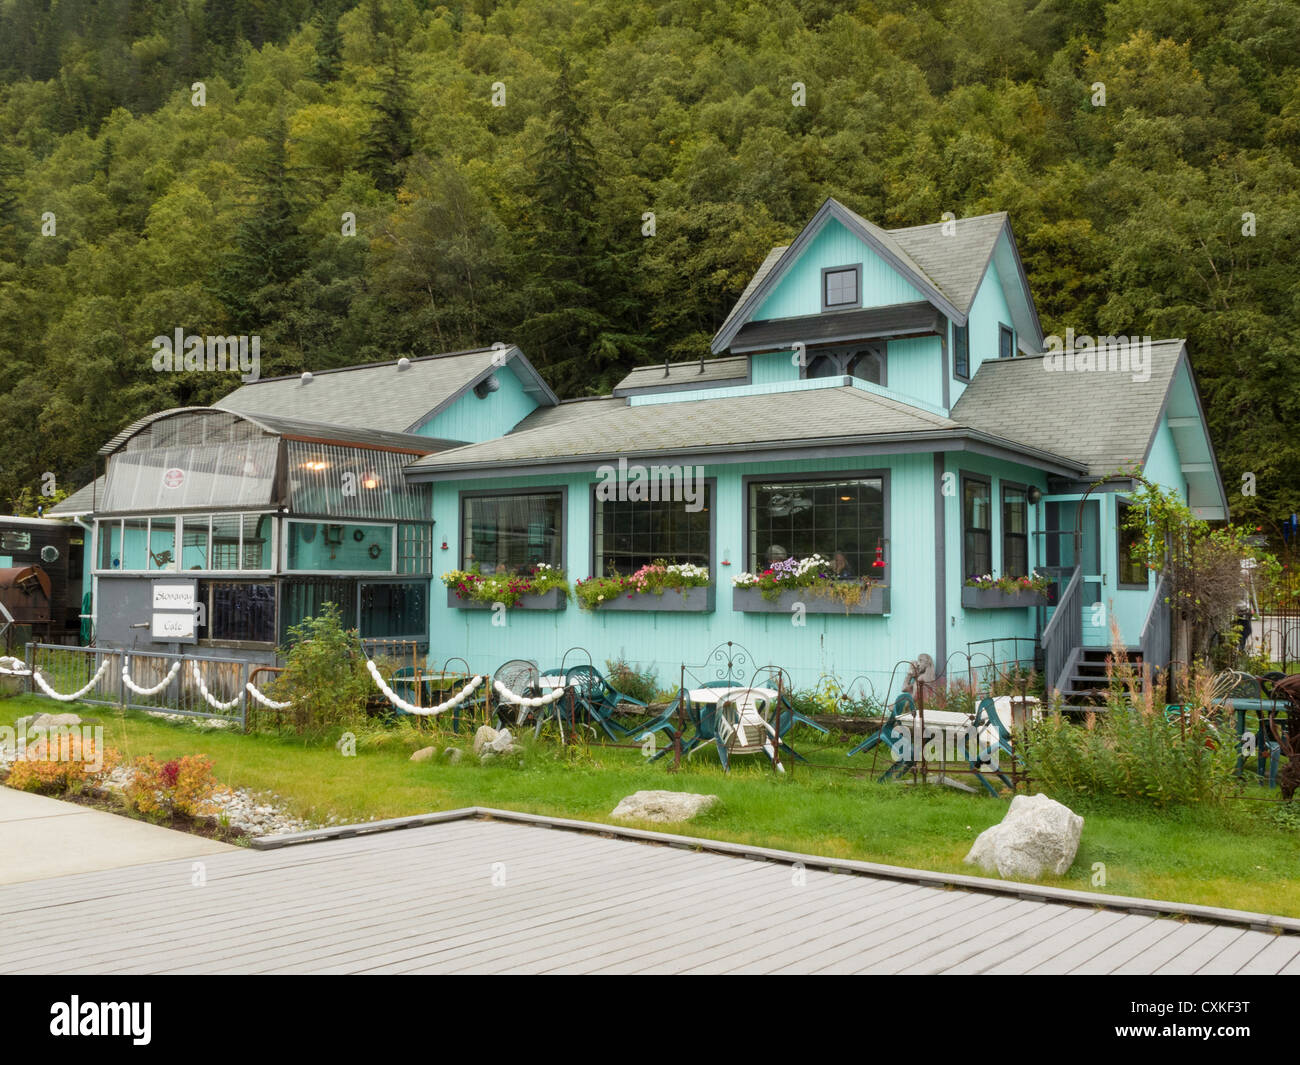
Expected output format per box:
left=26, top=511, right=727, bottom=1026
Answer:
left=1117, top=502, right=1148, bottom=587
left=461, top=491, right=563, bottom=575
left=593, top=488, right=711, bottom=575
left=963, top=476, right=992, bottom=577
left=1002, top=485, right=1029, bottom=578
left=359, top=581, right=429, bottom=640
left=748, top=476, right=884, bottom=577
left=285, top=520, right=393, bottom=572
left=196, top=581, right=276, bottom=644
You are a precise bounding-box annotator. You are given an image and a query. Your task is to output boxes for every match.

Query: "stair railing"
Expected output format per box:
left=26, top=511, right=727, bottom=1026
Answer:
left=1139, top=575, right=1170, bottom=698
left=1042, top=565, right=1082, bottom=699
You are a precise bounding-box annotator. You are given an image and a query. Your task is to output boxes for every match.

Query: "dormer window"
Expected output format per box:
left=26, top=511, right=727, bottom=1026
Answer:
left=822, top=265, right=861, bottom=310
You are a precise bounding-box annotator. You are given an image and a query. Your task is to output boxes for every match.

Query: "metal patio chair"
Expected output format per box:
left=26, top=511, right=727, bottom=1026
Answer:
left=846, top=692, right=917, bottom=781
left=492, top=659, right=541, bottom=729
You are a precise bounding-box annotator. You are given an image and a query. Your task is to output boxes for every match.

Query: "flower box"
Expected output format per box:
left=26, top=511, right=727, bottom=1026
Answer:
left=732, top=585, right=889, bottom=615
left=589, top=586, right=715, bottom=613
left=446, top=588, right=568, bottom=611
left=961, top=586, right=1050, bottom=610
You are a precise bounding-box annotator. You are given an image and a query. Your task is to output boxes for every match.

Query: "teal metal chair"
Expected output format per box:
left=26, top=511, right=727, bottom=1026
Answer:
left=968, top=696, right=1021, bottom=796
left=846, top=692, right=917, bottom=781
left=1217, top=671, right=1283, bottom=789
left=562, top=664, right=666, bottom=743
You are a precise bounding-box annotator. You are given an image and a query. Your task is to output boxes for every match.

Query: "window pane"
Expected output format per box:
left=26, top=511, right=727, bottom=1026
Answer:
left=461, top=494, right=563, bottom=574
left=199, top=581, right=276, bottom=643
left=1002, top=486, right=1028, bottom=578
left=210, top=514, right=242, bottom=570
left=999, top=326, right=1014, bottom=359
left=825, top=268, right=857, bottom=307
left=181, top=516, right=210, bottom=570
left=99, top=521, right=122, bottom=569
left=241, top=514, right=272, bottom=569
left=121, top=518, right=149, bottom=570
left=360, top=582, right=428, bottom=639
left=748, top=478, right=883, bottom=576
left=806, top=354, right=838, bottom=379
left=279, top=578, right=357, bottom=644
left=1117, top=504, right=1147, bottom=585
left=286, top=521, right=392, bottom=571
left=595, top=488, right=711, bottom=575
left=963, top=479, right=992, bottom=576
left=954, top=325, right=970, bottom=378
left=148, top=518, right=176, bottom=571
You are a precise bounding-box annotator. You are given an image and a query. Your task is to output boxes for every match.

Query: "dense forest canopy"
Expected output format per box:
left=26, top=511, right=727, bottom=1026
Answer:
left=0, top=0, right=1297, bottom=542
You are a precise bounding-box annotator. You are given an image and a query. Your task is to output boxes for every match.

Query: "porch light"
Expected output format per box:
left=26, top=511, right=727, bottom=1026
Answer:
left=362, top=475, right=380, bottom=490
left=1027, top=486, right=1042, bottom=505
left=300, top=460, right=330, bottom=471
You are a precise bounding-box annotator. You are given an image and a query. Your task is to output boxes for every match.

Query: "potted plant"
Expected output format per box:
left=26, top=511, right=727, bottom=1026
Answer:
left=961, top=572, right=1053, bottom=609
left=576, top=561, right=713, bottom=612
left=442, top=563, right=570, bottom=610
left=732, top=554, right=888, bottom=615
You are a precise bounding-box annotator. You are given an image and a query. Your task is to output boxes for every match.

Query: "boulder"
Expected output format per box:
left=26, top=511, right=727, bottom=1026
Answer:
left=479, top=728, right=519, bottom=762
left=409, top=746, right=438, bottom=762
left=472, top=725, right=499, bottom=756
left=964, top=792, right=1083, bottom=880
left=610, top=790, right=719, bottom=824
left=27, top=713, right=82, bottom=733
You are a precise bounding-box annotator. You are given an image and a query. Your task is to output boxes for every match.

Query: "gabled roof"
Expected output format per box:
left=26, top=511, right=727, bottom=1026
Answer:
left=405, top=381, right=1085, bottom=478
left=711, top=200, right=1043, bottom=355
left=731, top=302, right=943, bottom=354
left=952, top=339, right=1226, bottom=514
left=613, top=356, right=749, bottom=396
left=45, top=476, right=107, bottom=517
left=215, top=345, right=557, bottom=435
left=509, top=396, right=627, bottom=433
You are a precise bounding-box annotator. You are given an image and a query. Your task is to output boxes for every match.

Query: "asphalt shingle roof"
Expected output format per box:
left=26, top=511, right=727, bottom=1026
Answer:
left=613, top=356, right=748, bottom=394
left=951, top=340, right=1185, bottom=477
left=888, top=213, right=1008, bottom=314
left=410, top=384, right=971, bottom=471
left=46, top=476, right=106, bottom=516
left=216, top=347, right=519, bottom=434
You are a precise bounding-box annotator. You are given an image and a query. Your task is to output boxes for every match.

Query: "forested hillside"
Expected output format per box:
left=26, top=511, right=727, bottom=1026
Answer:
left=0, top=0, right=1297, bottom=534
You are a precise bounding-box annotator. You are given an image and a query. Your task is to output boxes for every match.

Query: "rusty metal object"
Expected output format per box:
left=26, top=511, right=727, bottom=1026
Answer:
left=0, top=566, right=52, bottom=624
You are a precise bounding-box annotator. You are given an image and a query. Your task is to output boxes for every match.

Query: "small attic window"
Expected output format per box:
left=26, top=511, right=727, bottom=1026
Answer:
left=999, top=324, right=1015, bottom=359
left=822, top=266, right=860, bottom=310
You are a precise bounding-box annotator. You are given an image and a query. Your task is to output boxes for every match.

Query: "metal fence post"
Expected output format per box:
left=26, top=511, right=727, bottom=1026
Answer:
left=23, top=641, right=33, bottom=695
left=120, top=650, right=128, bottom=710
left=240, top=659, right=250, bottom=732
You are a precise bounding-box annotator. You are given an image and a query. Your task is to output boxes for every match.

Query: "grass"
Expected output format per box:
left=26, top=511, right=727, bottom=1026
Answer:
left=3, top=692, right=1298, bottom=918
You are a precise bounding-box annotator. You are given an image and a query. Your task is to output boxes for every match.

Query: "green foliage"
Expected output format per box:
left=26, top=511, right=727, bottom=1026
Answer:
left=575, top=561, right=710, bottom=610
left=440, top=564, right=570, bottom=606
left=603, top=659, right=658, bottom=704
left=0, top=0, right=1299, bottom=540
left=269, top=602, right=374, bottom=735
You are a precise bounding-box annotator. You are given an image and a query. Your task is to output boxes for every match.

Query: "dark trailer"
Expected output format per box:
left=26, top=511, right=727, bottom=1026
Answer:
left=0, top=516, right=83, bottom=650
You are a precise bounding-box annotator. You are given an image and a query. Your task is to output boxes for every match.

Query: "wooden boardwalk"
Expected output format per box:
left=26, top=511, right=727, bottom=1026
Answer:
left=0, top=817, right=1296, bottom=975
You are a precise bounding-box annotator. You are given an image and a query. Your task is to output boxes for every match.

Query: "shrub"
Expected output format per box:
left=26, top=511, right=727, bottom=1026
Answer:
left=605, top=659, right=658, bottom=704
left=125, top=754, right=219, bottom=819
left=269, top=602, right=374, bottom=735
left=6, top=734, right=118, bottom=795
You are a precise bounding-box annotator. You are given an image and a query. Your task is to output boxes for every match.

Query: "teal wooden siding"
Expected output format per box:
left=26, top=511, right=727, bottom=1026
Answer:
left=754, top=220, right=926, bottom=320
left=884, top=336, right=942, bottom=408
left=966, top=255, right=1014, bottom=379
left=411, top=361, right=538, bottom=442
left=751, top=350, right=797, bottom=386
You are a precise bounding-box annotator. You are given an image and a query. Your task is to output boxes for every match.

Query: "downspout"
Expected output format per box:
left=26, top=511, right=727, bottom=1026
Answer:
left=934, top=452, right=947, bottom=674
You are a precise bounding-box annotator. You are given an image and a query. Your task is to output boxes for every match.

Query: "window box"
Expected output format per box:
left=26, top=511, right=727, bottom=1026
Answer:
left=446, top=587, right=567, bottom=611
left=732, top=585, right=889, bottom=615
left=961, top=586, right=1050, bottom=610
left=589, top=586, right=715, bottom=613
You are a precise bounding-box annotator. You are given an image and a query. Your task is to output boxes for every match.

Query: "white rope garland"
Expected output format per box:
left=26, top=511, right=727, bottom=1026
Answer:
left=0, top=655, right=31, bottom=676
left=492, top=679, right=566, bottom=709
left=245, top=682, right=293, bottom=710
left=189, top=660, right=242, bottom=712
left=121, top=660, right=181, bottom=696
left=31, top=658, right=111, bottom=702
left=366, top=659, right=483, bottom=716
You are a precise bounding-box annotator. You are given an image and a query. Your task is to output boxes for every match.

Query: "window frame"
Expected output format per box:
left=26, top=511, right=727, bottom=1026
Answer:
left=1116, top=500, right=1149, bottom=589
left=196, top=579, right=278, bottom=647
left=961, top=474, right=993, bottom=579
left=357, top=578, right=431, bottom=643
left=821, top=264, right=862, bottom=311
left=457, top=486, right=568, bottom=575
left=589, top=477, right=716, bottom=578
left=1000, top=481, right=1030, bottom=579
left=741, top=469, right=890, bottom=585
left=94, top=512, right=277, bottom=576
left=281, top=518, right=397, bottom=576
left=999, top=324, right=1015, bottom=360
left=797, top=343, right=887, bottom=385
left=953, top=322, right=970, bottom=381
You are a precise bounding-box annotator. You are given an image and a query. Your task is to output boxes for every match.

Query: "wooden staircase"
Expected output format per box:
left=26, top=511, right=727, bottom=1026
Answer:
left=1058, top=646, right=1146, bottom=707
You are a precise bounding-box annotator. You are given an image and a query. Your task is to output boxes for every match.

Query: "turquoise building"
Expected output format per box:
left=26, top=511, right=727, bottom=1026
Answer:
left=55, top=199, right=1227, bottom=700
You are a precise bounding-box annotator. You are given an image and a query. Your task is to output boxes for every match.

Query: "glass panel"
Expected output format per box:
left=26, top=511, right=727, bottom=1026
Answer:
left=1002, top=486, right=1028, bottom=578
left=954, top=325, right=969, bottom=378
left=180, top=516, right=210, bottom=570
left=461, top=494, right=562, bottom=574
left=241, top=514, right=272, bottom=570
left=99, top=521, right=122, bottom=570
left=0, top=531, right=31, bottom=551
left=963, top=479, right=992, bottom=577
left=148, top=517, right=176, bottom=571
left=121, top=518, right=149, bottom=571
left=286, top=521, right=393, bottom=572
left=1117, top=504, right=1147, bottom=585
left=286, top=441, right=430, bottom=520
left=198, top=581, right=276, bottom=643
left=398, top=523, right=434, bottom=575
left=999, top=326, right=1014, bottom=359
left=594, top=489, right=711, bottom=575
left=279, top=578, right=357, bottom=644
left=359, top=582, right=428, bottom=639
left=825, top=268, right=857, bottom=306
left=210, top=514, right=243, bottom=570
left=102, top=435, right=277, bottom=511
left=748, top=478, right=883, bottom=577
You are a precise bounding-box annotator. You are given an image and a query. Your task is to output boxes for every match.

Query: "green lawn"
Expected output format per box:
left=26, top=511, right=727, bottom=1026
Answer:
left=3, top=692, right=1298, bottom=918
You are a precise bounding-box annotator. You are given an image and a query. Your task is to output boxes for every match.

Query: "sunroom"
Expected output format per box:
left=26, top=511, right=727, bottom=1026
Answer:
left=89, top=408, right=447, bottom=661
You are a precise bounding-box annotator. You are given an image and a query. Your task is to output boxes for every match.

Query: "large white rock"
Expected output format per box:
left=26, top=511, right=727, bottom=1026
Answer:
left=472, top=726, right=499, bottom=756
left=611, top=790, right=719, bottom=824
left=409, top=746, right=437, bottom=762
left=964, top=792, right=1083, bottom=880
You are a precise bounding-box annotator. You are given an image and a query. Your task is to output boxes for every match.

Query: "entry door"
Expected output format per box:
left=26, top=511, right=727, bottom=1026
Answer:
left=1046, top=499, right=1106, bottom=647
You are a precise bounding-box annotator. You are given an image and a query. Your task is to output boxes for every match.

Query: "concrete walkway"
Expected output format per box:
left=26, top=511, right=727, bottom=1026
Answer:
left=0, top=786, right=235, bottom=885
